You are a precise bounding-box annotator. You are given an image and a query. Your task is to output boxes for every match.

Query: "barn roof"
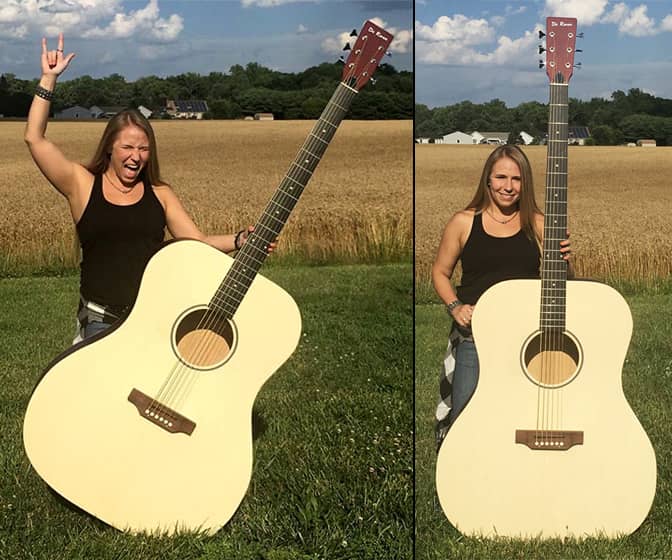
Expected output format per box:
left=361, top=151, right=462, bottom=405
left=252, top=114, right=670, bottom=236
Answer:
left=174, top=100, right=209, bottom=113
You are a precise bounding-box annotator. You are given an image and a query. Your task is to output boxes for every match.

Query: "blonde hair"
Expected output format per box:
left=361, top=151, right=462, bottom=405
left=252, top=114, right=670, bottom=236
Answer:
left=465, top=144, right=542, bottom=244
left=86, top=109, right=167, bottom=187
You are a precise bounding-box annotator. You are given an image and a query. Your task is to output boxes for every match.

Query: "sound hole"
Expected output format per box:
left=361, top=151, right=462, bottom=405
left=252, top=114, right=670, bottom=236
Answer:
left=521, top=330, right=582, bottom=388
left=173, top=306, right=236, bottom=370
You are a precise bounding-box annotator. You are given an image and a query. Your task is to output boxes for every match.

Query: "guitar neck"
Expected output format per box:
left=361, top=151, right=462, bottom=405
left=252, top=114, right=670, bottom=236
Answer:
left=210, top=82, right=359, bottom=319
left=540, top=79, right=569, bottom=331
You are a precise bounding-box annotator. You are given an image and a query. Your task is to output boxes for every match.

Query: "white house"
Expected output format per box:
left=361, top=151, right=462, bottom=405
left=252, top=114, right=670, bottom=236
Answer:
left=138, top=105, right=152, bottom=119
left=54, top=106, right=91, bottom=119
left=472, top=131, right=510, bottom=145
left=440, top=131, right=477, bottom=145
left=519, top=131, right=534, bottom=145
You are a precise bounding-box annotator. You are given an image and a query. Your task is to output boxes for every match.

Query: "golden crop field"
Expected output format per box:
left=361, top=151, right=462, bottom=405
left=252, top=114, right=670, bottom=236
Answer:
left=416, top=144, right=672, bottom=287
left=0, top=120, right=412, bottom=275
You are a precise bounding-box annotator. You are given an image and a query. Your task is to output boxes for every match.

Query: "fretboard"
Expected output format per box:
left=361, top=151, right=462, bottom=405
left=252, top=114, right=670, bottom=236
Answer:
left=209, top=82, right=359, bottom=319
left=540, top=77, right=569, bottom=331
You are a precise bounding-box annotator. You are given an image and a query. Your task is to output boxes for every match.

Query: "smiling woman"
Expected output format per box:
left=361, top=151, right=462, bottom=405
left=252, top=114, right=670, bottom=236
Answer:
left=23, top=32, right=265, bottom=342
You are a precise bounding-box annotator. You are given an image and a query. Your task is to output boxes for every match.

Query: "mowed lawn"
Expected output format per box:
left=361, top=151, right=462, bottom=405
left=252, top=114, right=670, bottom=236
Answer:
left=0, top=263, right=412, bottom=559
left=416, top=290, right=672, bottom=559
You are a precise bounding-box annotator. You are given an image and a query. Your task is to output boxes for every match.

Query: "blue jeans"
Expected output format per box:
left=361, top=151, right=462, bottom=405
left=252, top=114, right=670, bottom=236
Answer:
left=447, top=339, right=480, bottom=425
left=84, top=321, right=111, bottom=339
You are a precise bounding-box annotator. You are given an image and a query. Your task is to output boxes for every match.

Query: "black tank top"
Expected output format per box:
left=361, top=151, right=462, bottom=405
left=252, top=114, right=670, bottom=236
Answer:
left=457, top=212, right=540, bottom=306
left=76, top=174, right=166, bottom=309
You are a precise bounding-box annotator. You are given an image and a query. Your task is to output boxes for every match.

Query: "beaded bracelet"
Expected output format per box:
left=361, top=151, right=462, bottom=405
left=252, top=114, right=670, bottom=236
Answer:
left=35, top=85, right=54, bottom=101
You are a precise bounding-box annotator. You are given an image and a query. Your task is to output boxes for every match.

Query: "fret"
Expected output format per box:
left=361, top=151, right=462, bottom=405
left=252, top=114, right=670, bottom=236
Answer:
left=300, top=147, right=322, bottom=160
left=330, top=100, right=349, bottom=112
left=309, top=132, right=330, bottom=145
left=318, top=116, right=338, bottom=129
left=290, top=161, right=313, bottom=176
left=279, top=182, right=301, bottom=200
left=207, top=80, right=358, bottom=319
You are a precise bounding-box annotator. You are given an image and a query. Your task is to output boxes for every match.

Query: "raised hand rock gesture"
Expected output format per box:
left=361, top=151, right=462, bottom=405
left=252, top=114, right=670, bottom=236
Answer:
left=41, top=32, right=75, bottom=76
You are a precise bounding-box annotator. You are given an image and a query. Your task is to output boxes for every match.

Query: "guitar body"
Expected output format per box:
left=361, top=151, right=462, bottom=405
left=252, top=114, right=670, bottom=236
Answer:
left=23, top=239, right=301, bottom=534
left=436, top=279, right=656, bottom=538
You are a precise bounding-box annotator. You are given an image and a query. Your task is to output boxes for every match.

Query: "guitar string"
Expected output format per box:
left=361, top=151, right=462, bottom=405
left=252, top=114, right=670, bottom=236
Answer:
left=163, top=88, right=355, bottom=413
left=541, top=71, right=570, bottom=439
left=143, top=53, right=370, bottom=417
left=155, top=86, right=353, bottom=412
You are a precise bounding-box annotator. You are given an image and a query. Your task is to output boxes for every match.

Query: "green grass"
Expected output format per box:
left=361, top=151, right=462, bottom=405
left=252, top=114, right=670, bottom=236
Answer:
left=415, top=289, right=672, bottom=559
left=0, top=264, right=412, bottom=560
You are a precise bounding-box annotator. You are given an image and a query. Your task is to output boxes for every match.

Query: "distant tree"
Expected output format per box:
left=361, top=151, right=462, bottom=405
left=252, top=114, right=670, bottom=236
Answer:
left=590, top=125, right=622, bottom=145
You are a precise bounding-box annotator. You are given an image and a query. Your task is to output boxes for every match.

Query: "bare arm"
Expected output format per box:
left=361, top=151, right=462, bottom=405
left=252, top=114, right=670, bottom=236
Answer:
left=24, top=34, right=84, bottom=200
left=155, top=186, right=273, bottom=254
left=432, top=211, right=475, bottom=326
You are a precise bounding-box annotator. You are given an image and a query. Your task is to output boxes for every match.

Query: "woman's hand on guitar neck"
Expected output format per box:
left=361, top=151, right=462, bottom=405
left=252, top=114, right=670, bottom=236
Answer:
left=560, top=230, right=571, bottom=261
left=450, top=303, right=475, bottom=328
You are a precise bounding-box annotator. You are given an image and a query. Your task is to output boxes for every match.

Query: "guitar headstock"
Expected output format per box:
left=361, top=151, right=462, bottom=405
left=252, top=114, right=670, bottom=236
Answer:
left=542, top=17, right=578, bottom=84
left=341, top=20, right=393, bottom=91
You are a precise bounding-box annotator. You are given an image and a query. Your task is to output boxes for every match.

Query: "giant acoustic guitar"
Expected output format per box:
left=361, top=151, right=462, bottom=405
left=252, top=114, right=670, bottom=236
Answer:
left=23, top=20, right=393, bottom=535
left=435, top=17, right=656, bottom=538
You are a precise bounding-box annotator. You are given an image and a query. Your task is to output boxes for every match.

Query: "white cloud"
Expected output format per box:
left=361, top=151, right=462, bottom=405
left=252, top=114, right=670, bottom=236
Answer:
left=415, top=14, right=494, bottom=45
left=297, top=24, right=308, bottom=34
left=322, top=16, right=412, bottom=58
left=415, top=14, right=535, bottom=66
left=241, top=0, right=314, bottom=7
left=0, top=0, right=182, bottom=42
left=603, top=3, right=657, bottom=36
left=506, top=5, right=527, bottom=16
left=661, top=14, right=672, bottom=32
left=83, top=0, right=183, bottom=41
left=544, top=0, right=608, bottom=26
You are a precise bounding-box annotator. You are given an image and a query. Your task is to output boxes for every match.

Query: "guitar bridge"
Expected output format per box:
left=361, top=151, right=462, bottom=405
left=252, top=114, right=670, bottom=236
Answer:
left=128, top=388, right=196, bottom=435
left=515, top=429, right=583, bottom=450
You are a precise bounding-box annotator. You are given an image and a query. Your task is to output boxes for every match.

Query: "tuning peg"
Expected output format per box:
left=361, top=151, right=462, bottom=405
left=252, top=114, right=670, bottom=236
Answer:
left=576, top=49, right=583, bottom=53
left=386, top=51, right=392, bottom=57
left=538, top=30, right=546, bottom=39
left=573, top=62, right=582, bottom=69
left=350, top=29, right=357, bottom=37
left=538, top=45, right=546, bottom=54
left=370, top=78, right=377, bottom=85
left=577, top=32, right=584, bottom=38
left=539, top=60, right=545, bottom=69
left=343, top=42, right=351, bottom=51
left=338, top=56, right=345, bottom=64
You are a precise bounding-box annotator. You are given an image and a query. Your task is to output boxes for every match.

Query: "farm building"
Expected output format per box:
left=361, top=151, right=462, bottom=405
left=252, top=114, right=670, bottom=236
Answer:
left=438, top=131, right=477, bottom=145
left=166, top=100, right=209, bottom=119
left=569, top=126, right=591, bottom=145
left=519, top=131, right=534, bottom=145
left=254, top=113, right=274, bottom=120
left=54, top=105, right=91, bottom=119
left=415, top=137, right=432, bottom=144
left=90, top=106, right=125, bottom=119
left=472, top=131, right=510, bottom=145
left=637, top=139, right=656, bottom=147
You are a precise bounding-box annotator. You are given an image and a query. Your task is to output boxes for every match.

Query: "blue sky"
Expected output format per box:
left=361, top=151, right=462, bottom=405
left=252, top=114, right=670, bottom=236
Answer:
left=416, top=0, right=672, bottom=107
left=1, top=0, right=412, bottom=82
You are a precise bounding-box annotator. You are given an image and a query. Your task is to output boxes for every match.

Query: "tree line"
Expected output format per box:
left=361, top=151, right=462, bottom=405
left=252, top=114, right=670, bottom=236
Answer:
left=0, top=61, right=412, bottom=120
left=416, top=88, right=672, bottom=146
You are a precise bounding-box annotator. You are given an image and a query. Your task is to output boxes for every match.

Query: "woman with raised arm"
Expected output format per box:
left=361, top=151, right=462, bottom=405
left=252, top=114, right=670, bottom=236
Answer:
left=25, top=34, right=269, bottom=341
left=432, top=144, right=571, bottom=447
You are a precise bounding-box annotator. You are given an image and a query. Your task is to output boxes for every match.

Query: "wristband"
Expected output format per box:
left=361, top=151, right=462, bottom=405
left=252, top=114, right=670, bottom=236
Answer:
left=35, top=85, right=54, bottom=101
left=446, top=299, right=462, bottom=313
left=234, top=230, right=245, bottom=250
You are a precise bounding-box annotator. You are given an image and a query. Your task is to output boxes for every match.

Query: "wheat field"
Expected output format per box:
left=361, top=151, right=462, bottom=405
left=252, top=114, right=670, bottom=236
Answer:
left=0, top=120, right=412, bottom=275
left=416, top=144, right=672, bottom=288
